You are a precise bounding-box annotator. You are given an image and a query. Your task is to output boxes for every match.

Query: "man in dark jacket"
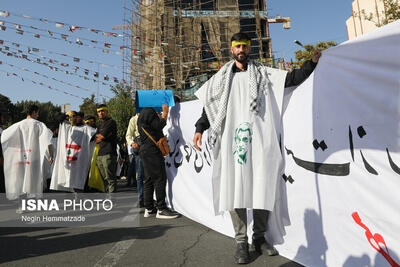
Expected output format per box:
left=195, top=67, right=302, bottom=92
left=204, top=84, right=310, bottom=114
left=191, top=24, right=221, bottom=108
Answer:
left=96, top=104, right=118, bottom=193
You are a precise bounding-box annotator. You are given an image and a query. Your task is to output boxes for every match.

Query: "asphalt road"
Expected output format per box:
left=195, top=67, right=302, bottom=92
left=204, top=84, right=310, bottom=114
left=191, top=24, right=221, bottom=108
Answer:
left=0, top=184, right=304, bottom=267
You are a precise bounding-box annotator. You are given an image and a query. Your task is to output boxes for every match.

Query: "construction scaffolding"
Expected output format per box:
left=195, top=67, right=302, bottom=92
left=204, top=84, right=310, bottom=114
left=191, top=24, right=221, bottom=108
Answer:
left=119, top=0, right=290, bottom=101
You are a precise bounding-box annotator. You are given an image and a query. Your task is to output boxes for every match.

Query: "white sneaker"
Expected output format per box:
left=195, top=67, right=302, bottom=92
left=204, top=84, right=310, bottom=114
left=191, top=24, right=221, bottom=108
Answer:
left=144, top=208, right=157, bottom=218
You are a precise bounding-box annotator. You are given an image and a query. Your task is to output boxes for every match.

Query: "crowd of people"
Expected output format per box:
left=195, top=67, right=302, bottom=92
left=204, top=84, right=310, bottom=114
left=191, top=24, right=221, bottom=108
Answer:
left=0, top=100, right=180, bottom=219
left=0, top=31, right=321, bottom=264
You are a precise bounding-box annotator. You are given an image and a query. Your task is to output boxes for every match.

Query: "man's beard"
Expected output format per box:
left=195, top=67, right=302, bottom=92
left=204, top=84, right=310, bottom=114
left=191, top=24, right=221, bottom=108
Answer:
left=232, top=52, right=248, bottom=64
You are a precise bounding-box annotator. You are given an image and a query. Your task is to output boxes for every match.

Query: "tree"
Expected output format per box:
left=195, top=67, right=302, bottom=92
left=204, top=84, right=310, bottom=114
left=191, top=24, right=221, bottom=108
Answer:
left=294, top=41, right=337, bottom=68
left=0, top=94, right=16, bottom=128
left=13, top=100, right=61, bottom=130
left=106, top=83, right=135, bottom=144
left=357, top=0, right=400, bottom=26
left=79, top=94, right=98, bottom=117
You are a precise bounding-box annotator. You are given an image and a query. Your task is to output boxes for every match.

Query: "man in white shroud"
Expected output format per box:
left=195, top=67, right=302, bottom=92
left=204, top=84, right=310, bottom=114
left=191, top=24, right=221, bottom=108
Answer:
left=193, top=32, right=321, bottom=264
left=50, top=111, right=96, bottom=191
left=1, top=104, right=53, bottom=200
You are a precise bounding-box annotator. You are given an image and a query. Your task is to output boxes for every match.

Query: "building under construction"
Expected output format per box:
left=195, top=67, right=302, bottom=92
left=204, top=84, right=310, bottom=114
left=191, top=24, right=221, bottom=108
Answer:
left=122, top=0, right=290, bottom=101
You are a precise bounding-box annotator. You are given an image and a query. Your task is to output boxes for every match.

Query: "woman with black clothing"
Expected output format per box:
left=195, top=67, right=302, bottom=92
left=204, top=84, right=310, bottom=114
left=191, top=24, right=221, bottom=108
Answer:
left=138, top=104, right=179, bottom=219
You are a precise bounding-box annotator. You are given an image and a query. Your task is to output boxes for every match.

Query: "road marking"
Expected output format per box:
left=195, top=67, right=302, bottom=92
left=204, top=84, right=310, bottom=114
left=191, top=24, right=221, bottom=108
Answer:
left=93, top=203, right=141, bottom=267
left=93, top=236, right=136, bottom=267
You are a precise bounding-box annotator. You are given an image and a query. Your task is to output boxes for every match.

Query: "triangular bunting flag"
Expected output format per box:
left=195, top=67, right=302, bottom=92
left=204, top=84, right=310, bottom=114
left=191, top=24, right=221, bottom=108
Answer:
left=0, top=11, right=9, bottom=17
left=69, top=25, right=79, bottom=32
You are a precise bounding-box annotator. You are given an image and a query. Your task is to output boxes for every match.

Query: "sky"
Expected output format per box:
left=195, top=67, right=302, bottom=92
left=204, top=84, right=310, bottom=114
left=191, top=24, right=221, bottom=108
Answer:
left=0, top=0, right=352, bottom=111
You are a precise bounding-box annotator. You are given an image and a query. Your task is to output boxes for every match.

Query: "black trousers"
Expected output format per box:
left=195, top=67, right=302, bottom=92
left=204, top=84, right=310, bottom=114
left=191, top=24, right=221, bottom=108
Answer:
left=139, top=148, right=167, bottom=210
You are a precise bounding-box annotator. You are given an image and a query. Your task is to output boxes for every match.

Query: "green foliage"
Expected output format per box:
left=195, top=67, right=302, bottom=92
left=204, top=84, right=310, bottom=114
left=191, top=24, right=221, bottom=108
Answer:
left=106, top=83, right=135, bottom=144
left=0, top=95, right=61, bottom=130
left=13, top=100, right=61, bottom=130
left=79, top=94, right=98, bottom=117
left=384, top=0, right=400, bottom=24
left=294, top=41, right=337, bottom=68
left=0, top=94, right=16, bottom=127
left=357, top=0, right=400, bottom=26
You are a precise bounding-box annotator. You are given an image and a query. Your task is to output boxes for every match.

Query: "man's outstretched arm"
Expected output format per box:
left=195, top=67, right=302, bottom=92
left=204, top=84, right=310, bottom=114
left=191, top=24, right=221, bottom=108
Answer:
left=285, top=50, right=321, bottom=88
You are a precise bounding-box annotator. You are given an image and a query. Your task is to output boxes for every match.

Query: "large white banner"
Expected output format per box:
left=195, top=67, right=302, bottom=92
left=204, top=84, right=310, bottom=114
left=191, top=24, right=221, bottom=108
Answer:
left=164, top=20, right=400, bottom=267
left=280, top=20, right=400, bottom=267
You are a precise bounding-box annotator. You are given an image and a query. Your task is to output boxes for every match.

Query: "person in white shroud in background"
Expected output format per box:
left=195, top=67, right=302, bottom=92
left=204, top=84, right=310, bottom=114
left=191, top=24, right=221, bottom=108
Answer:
left=50, top=110, right=96, bottom=192
left=1, top=104, right=53, bottom=207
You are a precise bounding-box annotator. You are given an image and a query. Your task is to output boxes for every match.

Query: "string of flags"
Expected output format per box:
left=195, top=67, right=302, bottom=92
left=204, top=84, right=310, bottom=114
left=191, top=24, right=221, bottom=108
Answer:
left=0, top=46, right=122, bottom=86
left=0, top=39, right=121, bottom=69
left=0, top=20, right=124, bottom=55
left=0, top=39, right=260, bottom=88
left=0, top=68, right=84, bottom=99
left=1, top=45, right=220, bottom=90
left=0, top=17, right=241, bottom=55
left=0, top=60, right=112, bottom=99
left=0, top=37, right=228, bottom=81
left=0, top=10, right=126, bottom=38
left=1, top=20, right=221, bottom=61
left=0, top=9, right=267, bottom=90
left=0, top=44, right=124, bottom=86
left=0, top=41, right=184, bottom=88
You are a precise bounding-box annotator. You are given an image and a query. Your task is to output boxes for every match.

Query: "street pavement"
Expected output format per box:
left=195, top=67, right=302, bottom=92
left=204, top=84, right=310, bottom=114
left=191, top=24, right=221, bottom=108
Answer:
left=0, top=184, right=303, bottom=267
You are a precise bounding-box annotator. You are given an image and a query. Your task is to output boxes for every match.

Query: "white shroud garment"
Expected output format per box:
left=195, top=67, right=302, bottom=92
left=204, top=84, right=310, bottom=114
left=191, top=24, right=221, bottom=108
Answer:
left=50, top=123, right=96, bottom=191
left=195, top=63, right=287, bottom=214
left=1, top=118, right=53, bottom=200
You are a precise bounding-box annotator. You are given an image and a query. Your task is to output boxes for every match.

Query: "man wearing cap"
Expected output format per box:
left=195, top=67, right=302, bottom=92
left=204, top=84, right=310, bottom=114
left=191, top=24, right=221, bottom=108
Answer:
left=84, top=115, right=97, bottom=128
left=50, top=108, right=96, bottom=192
left=95, top=104, right=118, bottom=193
left=193, top=32, right=321, bottom=264
left=66, top=110, right=77, bottom=126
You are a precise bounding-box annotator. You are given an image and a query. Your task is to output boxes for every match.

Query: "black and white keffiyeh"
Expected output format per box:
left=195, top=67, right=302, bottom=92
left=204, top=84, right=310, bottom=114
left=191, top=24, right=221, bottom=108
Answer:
left=195, top=60, right=270, bottom=148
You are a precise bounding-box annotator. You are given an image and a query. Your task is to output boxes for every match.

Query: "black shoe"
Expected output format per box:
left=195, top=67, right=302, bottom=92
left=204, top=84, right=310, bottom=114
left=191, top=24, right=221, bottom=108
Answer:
left=156, top=208, right=180, bottom=219
left=252, top=237, right=279, bottom=256
left=138, top=200, right=144, bottom=208
left=234, top=243, right=250, bottom=264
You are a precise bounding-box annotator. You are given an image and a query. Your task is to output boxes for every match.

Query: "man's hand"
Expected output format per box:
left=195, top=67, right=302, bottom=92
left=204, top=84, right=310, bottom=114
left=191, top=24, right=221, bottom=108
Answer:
left=161, top=104, right=169, bottom=120
left=312, top=50, right=322, bottom=63
left=96, top=133, right=104, bottom=144
left=193, top=132, right=203, bottom=151
left=131, top=142, right=139, bottom=150
left=49, top=157, right=53, bottom=165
